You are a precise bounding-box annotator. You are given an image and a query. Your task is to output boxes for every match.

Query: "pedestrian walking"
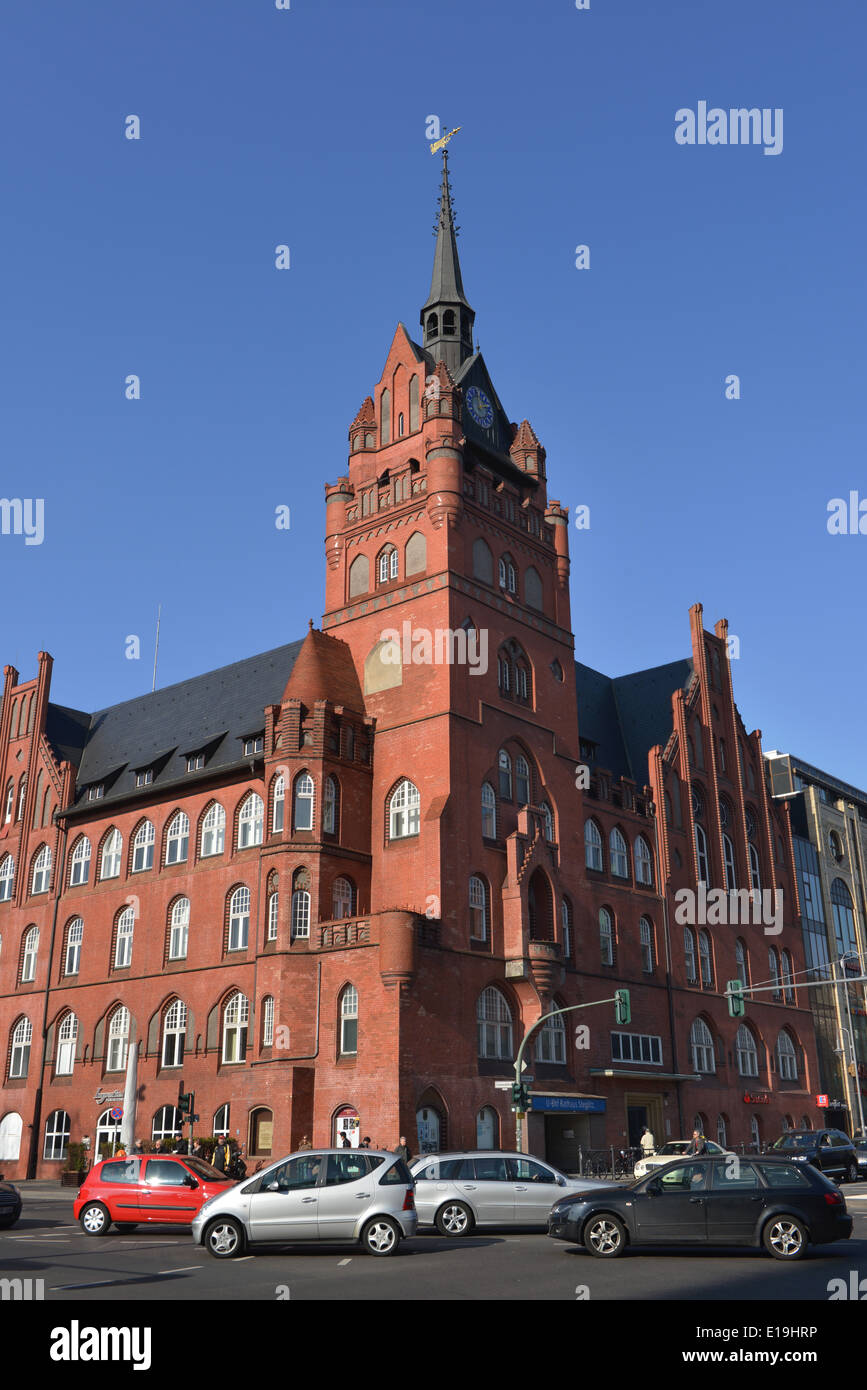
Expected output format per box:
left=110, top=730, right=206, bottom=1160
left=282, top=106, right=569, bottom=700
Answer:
left=688, top=1129, right=708, bottom=1156
left=393, top=1135, right=412, bottom=1163
left=213, top=1136, right=228, bottom=1173
left=639, top=1127, right=655, bottom=1156
left=360, top=1136, right=372, bottom=1149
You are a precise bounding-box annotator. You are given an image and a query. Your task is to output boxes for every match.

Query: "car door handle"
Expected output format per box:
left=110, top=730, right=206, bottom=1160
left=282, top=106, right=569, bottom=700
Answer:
left=515, top=1185, right=528, bottom=1191
left=461, top=1185, right=477, bottom=1191
left=689, top=1197, right=704, bottom=1204
left=301, top=1196, right=318, bottom=1203
left=355, top=1192, right=371, bottom=1198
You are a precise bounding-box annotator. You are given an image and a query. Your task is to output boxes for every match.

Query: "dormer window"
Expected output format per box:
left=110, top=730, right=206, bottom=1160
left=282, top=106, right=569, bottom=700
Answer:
left=87, top=784, right=104, bottom=802
left=135, top=769, right=153, bottom=788
left=186, top=752, right=205, bottom=773
left=244, top=735, right=264, bottom=756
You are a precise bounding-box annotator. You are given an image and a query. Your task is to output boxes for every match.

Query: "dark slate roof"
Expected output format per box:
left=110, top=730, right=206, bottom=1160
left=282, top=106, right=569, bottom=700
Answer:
left=53, top=640, right=303, bottom=814
left=575, top=657, right=694, bottom=786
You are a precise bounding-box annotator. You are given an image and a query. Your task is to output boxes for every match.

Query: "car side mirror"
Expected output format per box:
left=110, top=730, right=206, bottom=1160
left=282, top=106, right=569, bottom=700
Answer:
left=184, top=1174, right=198, bottom=1188
left=557, top=1176, right=567, bottom=1186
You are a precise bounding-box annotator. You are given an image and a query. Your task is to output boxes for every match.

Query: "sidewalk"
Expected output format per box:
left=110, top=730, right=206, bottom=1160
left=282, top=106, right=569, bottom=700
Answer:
left=7, top=1180, right=74, bottom=1201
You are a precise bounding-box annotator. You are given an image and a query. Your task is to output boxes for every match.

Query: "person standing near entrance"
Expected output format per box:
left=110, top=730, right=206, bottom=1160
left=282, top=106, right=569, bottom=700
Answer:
left=640, top=1127, right=656, bottom=1157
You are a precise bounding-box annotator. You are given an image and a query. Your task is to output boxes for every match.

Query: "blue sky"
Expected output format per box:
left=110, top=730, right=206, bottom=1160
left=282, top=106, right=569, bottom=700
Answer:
left=1, top=0, right=864, bottom=783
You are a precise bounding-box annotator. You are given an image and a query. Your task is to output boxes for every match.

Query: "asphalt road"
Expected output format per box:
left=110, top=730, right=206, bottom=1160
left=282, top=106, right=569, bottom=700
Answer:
left=3, top=1186, right=867, bottom=1302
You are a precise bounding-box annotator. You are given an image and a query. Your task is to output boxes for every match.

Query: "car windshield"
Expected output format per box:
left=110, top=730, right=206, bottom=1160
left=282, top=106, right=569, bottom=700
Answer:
left=772, top=1134, right=814, bottom=1150
left=657, top=1143, right=689, bottom=1155
left=183, top=1157, right=230, bottom=1181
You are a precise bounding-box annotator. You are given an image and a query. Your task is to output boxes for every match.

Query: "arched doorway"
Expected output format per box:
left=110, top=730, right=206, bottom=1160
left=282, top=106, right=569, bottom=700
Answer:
left=95, top=1108, right=121, bottom=1158
left=333, top=1105, right=360, bottom=1148
left=527, top=868, right=554, bottom=941
left=476, top=1106, right=498, bottom=1149
left=249, top=1108, right=273, bottom=1158
left=0, top=1112, right=23, bottom=1163
left=416, top=1106, right=441, bottom=1154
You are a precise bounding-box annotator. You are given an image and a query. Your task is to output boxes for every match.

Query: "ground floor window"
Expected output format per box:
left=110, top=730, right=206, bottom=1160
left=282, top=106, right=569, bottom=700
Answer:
left=43, top=1109, right=70, bottom=1161
left=250, top=1107, right=274, bottom=1157
left=152, top=1105, right=181, bottom=1144
left=476, top=1106, right=498, bottom=1149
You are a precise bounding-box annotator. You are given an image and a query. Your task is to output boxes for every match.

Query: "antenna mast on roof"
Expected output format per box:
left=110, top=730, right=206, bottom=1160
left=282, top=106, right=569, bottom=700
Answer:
left=152, top=604, right=161, bottom=693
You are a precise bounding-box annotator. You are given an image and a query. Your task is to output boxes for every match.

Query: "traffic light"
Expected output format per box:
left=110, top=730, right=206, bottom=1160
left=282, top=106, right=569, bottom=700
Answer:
left=510, top=1082, right=532, bottom=1112
left=614, top=989, right=631, bottom=1025
left=727, top=981, right=745, bottom=1018
left=177, top=1088, right=194, bottom=1118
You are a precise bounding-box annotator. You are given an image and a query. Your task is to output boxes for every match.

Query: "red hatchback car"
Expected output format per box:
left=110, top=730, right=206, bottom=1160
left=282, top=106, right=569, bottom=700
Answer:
left=74, top=1155, right=235, bottom=1235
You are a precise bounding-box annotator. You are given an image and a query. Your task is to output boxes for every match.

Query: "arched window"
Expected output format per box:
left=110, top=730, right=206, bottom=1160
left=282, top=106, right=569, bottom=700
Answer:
left=339, top=985, right=358, bottom=1055
left=690, top=1018, right=715, bottom=1074
left=201, top=803, right=226, bottom=858
left=0, top=854, right=14, bottom=902
left=735, top=938, right=749, bottom=986
left=107, top=1006, right=130, bottom=1072
left=291, top=869, right=311, bottom=940
left=748, top=843, right=761, bottom=891
left=528, top=868, right=554, bottom=941
left=332, top=876, right=355, bottom=920
left=609, top=828, right=628, bottom=879
left=69, top=837, right=91, bottom=887
left=717, top=1114, right=728, bottom=1148
left=498, top=749, right=512, bottom=800
left=635, top=836, right=652, bottom=885
left=213, top=1104, right=230, bottom=1137
left=152, top=1106, right=181, bottom=1144
left=64, top=918, right=83, bottom=976
left=380, top=388, right=391, bottom=445
left=694, top=824, right=710, bottom=885
left=261, top=996, right=275, bottom=1048
left=472, top=537, right=494, bottom=584
left=162, top=1000, right=186, bottom=1067
left=535, top=1012, right=566, bottom=1064
left=348, top=554, right=369, bottom=598
left=541, top=803, right=554, bottom=842
left=238, top=794, right=264, bottom=849
left=267, top=889, right=279, bottom=941
left=769, top=947, right=782, bottom=1000
left=698, top=929, right=714, bottom=987
left=3, top=779, right=13, bottom=824
left=43, top=1109, right=70, bottom=1161
left=228, top=887, right=250, bottom=951
left=21, top=925, right=39, bottom=983
left=499, top=554, right=517, bottom=594
left=389, top=779, right=420, bottom=839
left=830, top=878, right=858, bottom=958
left=776, top=1031, right=798, bottom=1081
left=515, top=756, right=530, bottom=805
left=524, top=566, right=543, bottom=610
left=736, top=1024, right=759, bottom=1077
left=165, top=812, right=189, bottom=866
left=223, top=992, right=249, bottom=1064
left=169, top=898, right=190, bottom=960
left=132, top=821, right=155, bottom=873
left=640, top=916, right=654, bottom=973
left=561, top=897, right=573, bottom=961
left=599, top=908, right=614, bottom=966
left=481, top=782, right=496, bottom=839
left=10, top=1017, right=32, bottom=1079
left=31, top=845, right=51, bottom=895
left=722, top=834, right=736, bottom=890
left=323, top=776, right=338, bottom=835
left=272, top=775, right=285, bottom=832
left=56, top=1012, right=78, bottom=1075
left=100, top=828, right=123, bottom=879
left=377, top=545, right=398, bottom=585
left=477, top=987, right=513, bottom=1059
left=114, top=906, right=135, bottom=968
left=293, top=773, right=315, bottom=832
left=476, top=1106, right=499, bottom=1149
left=469, top=876, right=488, bottom=940
left=584, top=819, right=603, bottom=871
left=781, top=949, right=795, bottom=1003
left=683, top=927, right=697, bottom=984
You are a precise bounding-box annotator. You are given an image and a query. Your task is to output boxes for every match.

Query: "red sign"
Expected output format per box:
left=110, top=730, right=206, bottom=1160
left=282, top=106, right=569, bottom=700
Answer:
left=742, top=1093, right=770, bottom=1105
left=816, top=1094, right=829, bottom=1108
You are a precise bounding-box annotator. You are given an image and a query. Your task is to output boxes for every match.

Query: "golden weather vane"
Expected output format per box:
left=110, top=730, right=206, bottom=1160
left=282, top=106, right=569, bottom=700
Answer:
left=430, top=125, right=461, bottom=155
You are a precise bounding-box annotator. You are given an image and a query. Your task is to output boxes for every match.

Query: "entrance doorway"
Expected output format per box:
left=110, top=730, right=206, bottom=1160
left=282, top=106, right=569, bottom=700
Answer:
left=95, top=1109, right=121, bottom=1158
left=333, top=1106, right=360, bottom=1148
left=476, top=1106, right=498, bottom=1149
left=0, top=1112, right=23, bottom=1163
left=416, top=1107, right=440, bottom=1154
left=625, top=1094, right=664, bottom=1151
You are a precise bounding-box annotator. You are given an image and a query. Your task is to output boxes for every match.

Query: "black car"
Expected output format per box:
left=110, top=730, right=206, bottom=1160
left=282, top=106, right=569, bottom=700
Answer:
left=854, top=1140, right=867, bottom=1179
left=548, top=1154, right=853, bottom=1260
left=0, top=1176, right=22, bottom=1228
left=770, top=1129, right=859, bottom=1183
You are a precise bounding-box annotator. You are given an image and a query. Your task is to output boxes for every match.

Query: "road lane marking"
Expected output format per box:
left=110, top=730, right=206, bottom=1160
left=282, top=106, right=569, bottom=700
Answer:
left=51, top=1280, right=117, bottom=1291
left=236, top=1255, right=255, bottom=1262
left=158, top=1265, right=203, bottom=1274
left=338, top=1258, right=352, bottom=1266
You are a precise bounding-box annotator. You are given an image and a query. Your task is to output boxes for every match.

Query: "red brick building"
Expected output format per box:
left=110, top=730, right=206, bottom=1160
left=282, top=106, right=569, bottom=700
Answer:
left=0, top=153, right=820, bottom=1177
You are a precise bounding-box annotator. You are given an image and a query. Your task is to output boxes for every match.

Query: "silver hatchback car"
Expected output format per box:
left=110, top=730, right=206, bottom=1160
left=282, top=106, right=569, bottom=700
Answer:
left=410, top=1150, right=609, bottom=1236
left=192, top=1149, right=417, bottom=1258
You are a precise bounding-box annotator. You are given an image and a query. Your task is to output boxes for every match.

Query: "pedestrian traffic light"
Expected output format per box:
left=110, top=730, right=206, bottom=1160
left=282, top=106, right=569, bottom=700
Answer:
left=177, top=1088, right=194, bottom=1117
left=521, top=1084, right=533, bottom=1113
left=726, top=981, right=745, bottom=1018
left=614, top=989, right=631, bottom=1025
left=510, top=1081, right=523, bottom=1108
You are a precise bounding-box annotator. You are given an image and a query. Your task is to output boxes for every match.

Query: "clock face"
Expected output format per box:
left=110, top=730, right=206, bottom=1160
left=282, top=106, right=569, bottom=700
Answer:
left=466, top=386, right=494, bottom=429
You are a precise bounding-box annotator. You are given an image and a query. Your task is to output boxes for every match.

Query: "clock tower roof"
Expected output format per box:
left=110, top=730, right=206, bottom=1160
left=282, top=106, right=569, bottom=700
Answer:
left=420, top=148, right=475, bottom=375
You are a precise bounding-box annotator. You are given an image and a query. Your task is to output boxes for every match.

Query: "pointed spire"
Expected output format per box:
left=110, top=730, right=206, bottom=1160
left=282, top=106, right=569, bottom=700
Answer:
left=420, top=148, right=475, bottom=374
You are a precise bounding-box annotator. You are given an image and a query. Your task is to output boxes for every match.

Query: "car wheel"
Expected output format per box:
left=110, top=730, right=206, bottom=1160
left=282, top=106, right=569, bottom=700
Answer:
left=763, top=1215, right=808, bottom=1261
left=361, top=1216, right=401, bottom=1256
left=435, top=1201, right=474, bottom=1237
left=79, top=1202, right=111, bottom=1236
left=0, top=1217, right=19, bottom=1229
left=583, top=1213, right=627, bottom=1258
left=204, top=1218, right=245, bottom=1259
left=845, top=1161, right=858, bottom=1184
left=115, top=1223, right=138, bottom=1232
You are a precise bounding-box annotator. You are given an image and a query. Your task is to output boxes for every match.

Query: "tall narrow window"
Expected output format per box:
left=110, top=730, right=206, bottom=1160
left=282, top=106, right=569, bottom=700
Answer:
left=69, top=837, right=91, bottom=887
left=640, top=916, right=654, bottom=973
left=769, top=948, right=782, bottom=1001
left=690, top=1018, right=715, bottom=1074
left=31, top=845, right=51, bottom=895
left=294, top=773, right=315, bottom=832
left=114, top=907, right=135, bottom=968
left=21, top=925, right=39, bottom=983
left=10, top=1017, right=32, bottom=1078
left=223, top=993, right=249, bottom=1064
left=3, top=780, right=13, bottom=823
left=694, top=824, right=710, bottom=885
left=291, top=871, right=311, bottom=939
left=389, top=779, right=420, bottom=839
left=635, top=836, right=653, bottom=885
left=107, top=1007, right=130, bottom=1072
left=100, top=828, right=122, bottom=880
left=584, top=820, right=603, bottom=871
left=162, top=1000, right=186, bottom=1068
left=228, top=887, right=251, bottom=951
left=0, top=855, right=15, bottom=902
left=169, top=898, right=190, bottom=960
left=469, top=876, right=488, bottom=940
left=735, top=938, right=748, bottom=986
left=267, top=890, right=279, bottom=942
left=332, top=876, right=354, bottom=920
left=515, top=756, right=530, bottom=805
left=476, top=987, right=512, bottom=1060
left=272, top=775, right=285, bottom=832
left=201, top=804, right=226, bottom=857
left=64, top=918, right=83, bottom=976
left=339, top=985, right=358, bottom=1055
left=748, top=844, right=761, bottom=891
left=56, top=1013, right=78, bottom=1075
left=698, top=929, right=713, bottom=987
left=132, top=821, right=155, bottom=873
left=498, top=750, right=512, bottom=800
left=609, top=828, right=628, bottom=878
left=684, top=927, right=697, bottom=984
left=561, top=897, right=573, bottom=961
left=323, top=776, right=338, bottom=835
left=723, top=834, right=736, bottom=890
left=481, top=783, right=496, bottom=839
left=238, top=794, right=264, bottom=849
left=262, top=996, right=275, bottom=1048
left=599, top=908, right=614, bottom=966
left=165, top=812, right=189, bottom=866
left=781, top=950, right=795, bottom=1003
